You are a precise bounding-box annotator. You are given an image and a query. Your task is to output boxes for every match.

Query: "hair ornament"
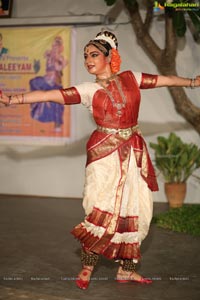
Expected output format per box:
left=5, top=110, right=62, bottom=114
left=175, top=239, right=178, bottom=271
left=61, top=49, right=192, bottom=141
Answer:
left=110, top=48, right=121, bottom=74
left=94, top=35, right=116, bottom=49
left=94, top=31, right=118, bottom=49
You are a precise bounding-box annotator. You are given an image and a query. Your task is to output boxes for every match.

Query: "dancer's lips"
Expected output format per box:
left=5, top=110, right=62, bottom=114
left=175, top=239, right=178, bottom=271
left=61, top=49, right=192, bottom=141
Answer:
left=87, top=65, right=95, bottom=70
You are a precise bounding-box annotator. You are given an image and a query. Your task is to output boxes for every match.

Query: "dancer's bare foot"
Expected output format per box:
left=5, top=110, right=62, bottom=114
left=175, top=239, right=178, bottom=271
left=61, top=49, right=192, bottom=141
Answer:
left=76, top=266, right=94, bottom=290
left=78, top=266, right=93, bottom=281
left=116, top=266, right=152, bottom=284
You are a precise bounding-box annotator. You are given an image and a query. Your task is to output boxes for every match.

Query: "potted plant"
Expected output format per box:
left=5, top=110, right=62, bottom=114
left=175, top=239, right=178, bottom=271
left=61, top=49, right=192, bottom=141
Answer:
left=149, top=132, right=200, bottom=208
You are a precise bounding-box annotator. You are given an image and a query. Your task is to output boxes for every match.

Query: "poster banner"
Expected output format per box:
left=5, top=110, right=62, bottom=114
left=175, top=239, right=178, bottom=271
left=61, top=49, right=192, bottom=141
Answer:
left=0, top=26, right=73, bottom=144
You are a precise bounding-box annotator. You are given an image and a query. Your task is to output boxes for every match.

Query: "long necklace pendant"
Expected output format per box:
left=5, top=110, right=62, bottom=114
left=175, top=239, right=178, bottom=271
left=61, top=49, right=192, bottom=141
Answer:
left=115, top=103, right=125, bottom=116
left=116, top=110, right=122, bottom=116
left=115, top=103, right=123, bottom=110
left=98, top=76, right=127, bottom=118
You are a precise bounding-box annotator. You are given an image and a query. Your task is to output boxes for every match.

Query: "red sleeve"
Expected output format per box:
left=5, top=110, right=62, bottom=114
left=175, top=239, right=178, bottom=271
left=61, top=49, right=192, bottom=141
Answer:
left=140, top=73, right=158, bottom=89
left=59, top=87, right=81, bottom=105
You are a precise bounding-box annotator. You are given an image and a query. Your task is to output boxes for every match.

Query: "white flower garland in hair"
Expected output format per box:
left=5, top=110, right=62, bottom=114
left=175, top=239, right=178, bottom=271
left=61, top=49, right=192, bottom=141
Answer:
left=94, top=34, right=117, bottom=49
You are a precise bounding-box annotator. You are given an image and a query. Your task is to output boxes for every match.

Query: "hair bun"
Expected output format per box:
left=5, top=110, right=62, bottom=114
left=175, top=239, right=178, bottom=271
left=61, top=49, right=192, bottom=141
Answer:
left=95, top=30, right=118, bottom=49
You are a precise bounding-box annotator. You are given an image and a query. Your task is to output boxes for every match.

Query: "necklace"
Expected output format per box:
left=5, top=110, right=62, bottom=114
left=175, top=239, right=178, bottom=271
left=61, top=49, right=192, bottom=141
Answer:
left=95, top=73, right=117, bottom=85
left=96, top=75, right=127, bottom=116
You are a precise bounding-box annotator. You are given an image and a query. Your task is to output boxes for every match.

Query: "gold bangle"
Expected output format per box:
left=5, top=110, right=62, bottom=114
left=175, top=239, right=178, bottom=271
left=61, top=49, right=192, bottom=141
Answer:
left=190, top=78, right=196, bottom=89
left=15, top=94, right=25, bottom=104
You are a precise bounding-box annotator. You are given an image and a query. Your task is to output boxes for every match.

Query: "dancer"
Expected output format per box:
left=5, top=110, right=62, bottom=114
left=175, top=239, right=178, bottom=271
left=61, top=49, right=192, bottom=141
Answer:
left=0, top=30, right=199, bottom=290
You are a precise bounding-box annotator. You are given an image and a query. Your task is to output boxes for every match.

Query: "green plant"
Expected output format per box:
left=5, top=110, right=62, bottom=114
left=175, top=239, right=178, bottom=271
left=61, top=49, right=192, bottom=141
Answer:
left=152, top=204, right=200, bottom=236
left=149, top=132, right=200, bottom=183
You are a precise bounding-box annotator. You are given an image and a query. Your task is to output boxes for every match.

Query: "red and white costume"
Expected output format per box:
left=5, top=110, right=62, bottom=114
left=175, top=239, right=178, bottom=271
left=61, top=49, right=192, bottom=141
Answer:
left=60, top=70, right=158, bottom=263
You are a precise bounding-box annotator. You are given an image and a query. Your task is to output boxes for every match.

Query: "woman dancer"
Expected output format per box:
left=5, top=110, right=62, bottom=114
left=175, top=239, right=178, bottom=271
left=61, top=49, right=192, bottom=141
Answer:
left=0, top=30, right=199, bottom=290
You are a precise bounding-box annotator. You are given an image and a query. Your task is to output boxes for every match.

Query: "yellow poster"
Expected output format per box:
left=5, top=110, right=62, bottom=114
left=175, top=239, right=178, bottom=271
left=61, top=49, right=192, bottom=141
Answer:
left=0, top=26, right=72, bottom=144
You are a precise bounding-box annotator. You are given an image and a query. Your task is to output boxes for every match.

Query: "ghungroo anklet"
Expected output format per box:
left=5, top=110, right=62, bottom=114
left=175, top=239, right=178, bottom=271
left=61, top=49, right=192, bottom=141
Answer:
left=81, top=249, right=99, bottom=266
left=121, top=259, right=137, bottom=272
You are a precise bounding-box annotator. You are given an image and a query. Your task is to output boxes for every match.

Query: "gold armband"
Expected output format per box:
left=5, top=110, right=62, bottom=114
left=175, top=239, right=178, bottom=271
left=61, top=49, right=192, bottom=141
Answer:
left=140, top=73, right=158, bottom=89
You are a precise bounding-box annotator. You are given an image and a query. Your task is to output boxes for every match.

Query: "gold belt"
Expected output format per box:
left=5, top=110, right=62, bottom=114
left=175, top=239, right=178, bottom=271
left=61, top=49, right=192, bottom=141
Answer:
left=97, top=124, right=139, bottom=139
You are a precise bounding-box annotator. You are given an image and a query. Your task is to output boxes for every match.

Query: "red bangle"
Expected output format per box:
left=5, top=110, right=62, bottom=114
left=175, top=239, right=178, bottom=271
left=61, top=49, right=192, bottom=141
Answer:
left=21, top=93, right=25, bottom=104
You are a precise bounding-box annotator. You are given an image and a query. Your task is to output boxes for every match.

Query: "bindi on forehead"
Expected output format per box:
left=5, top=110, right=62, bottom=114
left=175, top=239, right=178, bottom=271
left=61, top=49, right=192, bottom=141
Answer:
left=85, top=44, right=100, bottom=52
left=84, top=49, right=101, bottom=58
left=84, top=47, right=91, bottom=54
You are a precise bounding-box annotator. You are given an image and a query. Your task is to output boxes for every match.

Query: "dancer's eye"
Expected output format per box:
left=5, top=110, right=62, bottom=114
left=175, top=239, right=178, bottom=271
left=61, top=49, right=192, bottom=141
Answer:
left=91, top=53, right=99, bottom=58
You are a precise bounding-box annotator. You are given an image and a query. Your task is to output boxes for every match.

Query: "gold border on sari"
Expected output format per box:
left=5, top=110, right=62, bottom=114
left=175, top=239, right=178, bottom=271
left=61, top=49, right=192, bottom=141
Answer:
left=86, top=207, right=138, bottom=232
left=71, top=224, right=141, bottom=260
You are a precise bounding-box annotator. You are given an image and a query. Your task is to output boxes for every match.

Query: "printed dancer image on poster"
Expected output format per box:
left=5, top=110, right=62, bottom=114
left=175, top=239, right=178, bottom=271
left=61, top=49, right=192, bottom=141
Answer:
left=0, top=33, right=8, bottom=58
left=29, top=36, right=68, bottom=132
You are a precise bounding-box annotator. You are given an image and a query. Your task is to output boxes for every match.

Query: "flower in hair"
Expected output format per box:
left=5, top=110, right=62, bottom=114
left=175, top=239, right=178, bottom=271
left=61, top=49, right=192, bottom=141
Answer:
left=110, top=48, right=121, bottom=74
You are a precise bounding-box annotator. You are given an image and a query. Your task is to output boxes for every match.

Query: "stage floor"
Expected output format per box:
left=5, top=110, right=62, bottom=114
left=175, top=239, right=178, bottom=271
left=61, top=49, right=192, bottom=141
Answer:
left=0, top=195, right=199, bottom=300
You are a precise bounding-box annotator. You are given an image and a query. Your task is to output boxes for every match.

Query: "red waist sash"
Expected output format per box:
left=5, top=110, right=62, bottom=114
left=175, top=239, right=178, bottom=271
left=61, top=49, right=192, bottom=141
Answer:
left=86, top=128, right=158, bottom=192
